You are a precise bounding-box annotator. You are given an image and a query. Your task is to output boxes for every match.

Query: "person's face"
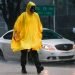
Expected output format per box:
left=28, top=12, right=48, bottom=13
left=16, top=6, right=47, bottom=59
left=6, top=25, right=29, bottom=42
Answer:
left=30, top=6, right=35, bottom=13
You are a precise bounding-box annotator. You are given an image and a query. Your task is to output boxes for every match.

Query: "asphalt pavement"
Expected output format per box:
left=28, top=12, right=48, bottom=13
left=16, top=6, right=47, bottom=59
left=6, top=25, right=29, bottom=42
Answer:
left=0, top=60, right=75, bottom=75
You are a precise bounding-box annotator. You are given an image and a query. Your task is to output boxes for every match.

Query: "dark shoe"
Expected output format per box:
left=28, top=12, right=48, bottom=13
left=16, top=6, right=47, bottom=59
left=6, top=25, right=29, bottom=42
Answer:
left=37, top=66, right=44, bottom=74
left=21, top=69, right=27, bottom=74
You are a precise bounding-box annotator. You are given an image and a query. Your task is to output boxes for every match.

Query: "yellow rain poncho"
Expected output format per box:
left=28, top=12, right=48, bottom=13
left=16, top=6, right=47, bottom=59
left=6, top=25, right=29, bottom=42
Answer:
left=11, top=1, right=43, bottom=52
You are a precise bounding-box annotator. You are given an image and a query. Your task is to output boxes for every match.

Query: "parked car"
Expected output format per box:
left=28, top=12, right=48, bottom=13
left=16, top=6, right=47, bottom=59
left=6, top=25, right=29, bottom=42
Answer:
left=0, top=28, right=75, bottom=62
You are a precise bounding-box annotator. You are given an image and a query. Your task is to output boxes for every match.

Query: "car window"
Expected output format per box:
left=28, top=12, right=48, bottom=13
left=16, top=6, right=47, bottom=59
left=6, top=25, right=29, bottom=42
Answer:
left=42, top=30, right=63, bottom=39
left=3, top=32, right=13, bottom=40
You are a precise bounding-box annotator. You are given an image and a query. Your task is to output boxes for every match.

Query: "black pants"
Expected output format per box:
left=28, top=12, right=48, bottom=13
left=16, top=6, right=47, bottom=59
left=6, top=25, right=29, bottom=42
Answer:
left=21, top=49, right=42, bottom=70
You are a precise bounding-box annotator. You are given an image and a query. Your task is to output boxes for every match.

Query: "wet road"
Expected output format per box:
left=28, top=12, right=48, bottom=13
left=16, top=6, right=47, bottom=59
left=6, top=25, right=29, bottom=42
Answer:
left=0, top=60, right=75, bottom=75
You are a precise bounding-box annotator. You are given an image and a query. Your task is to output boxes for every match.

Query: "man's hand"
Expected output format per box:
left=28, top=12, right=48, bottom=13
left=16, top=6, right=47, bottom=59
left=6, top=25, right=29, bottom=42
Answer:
left=13, top=31, right=20, bottom=41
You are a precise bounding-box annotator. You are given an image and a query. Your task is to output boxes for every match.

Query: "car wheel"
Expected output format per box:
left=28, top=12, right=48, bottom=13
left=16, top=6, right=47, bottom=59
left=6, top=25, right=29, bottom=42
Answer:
left=0, top=49, right=5, bottom=60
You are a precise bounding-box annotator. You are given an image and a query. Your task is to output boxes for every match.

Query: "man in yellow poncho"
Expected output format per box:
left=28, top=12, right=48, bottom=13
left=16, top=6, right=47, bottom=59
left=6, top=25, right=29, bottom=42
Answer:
left=11, top=1, right=44, bottom=74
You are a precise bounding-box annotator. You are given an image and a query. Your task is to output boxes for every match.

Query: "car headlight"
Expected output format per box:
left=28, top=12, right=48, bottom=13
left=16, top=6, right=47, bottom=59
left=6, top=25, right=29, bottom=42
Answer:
left=42, top=44, right=55, bottom=50
left=73, top=44, right=75, bottom=49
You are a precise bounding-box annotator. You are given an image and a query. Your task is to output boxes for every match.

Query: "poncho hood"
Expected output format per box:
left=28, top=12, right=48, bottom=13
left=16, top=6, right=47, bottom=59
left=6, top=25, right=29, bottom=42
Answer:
left=26, top=1, right=36, bottom=13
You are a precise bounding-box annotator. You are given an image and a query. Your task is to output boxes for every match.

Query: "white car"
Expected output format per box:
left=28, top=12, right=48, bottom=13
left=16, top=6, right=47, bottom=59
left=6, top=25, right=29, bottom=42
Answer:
left=0, top=28, right=75, bottom=62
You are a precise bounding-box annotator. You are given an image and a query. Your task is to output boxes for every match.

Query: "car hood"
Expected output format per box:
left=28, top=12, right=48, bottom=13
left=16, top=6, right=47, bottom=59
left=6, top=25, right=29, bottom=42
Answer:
left=42, top=38, right=74, bottom=45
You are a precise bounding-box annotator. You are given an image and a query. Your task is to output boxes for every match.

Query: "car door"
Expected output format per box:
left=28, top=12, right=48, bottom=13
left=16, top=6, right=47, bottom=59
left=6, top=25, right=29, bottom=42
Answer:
left=1, top=31, right=20, bottom=60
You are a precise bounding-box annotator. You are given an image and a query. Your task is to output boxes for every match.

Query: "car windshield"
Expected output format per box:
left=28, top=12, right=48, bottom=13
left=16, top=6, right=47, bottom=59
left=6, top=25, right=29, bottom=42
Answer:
left=42, top=29, right=63, bottom=39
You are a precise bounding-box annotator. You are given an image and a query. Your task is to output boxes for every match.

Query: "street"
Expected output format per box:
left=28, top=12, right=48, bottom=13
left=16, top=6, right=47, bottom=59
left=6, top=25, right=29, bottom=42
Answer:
left=0, top=60, right=75, bottom=75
